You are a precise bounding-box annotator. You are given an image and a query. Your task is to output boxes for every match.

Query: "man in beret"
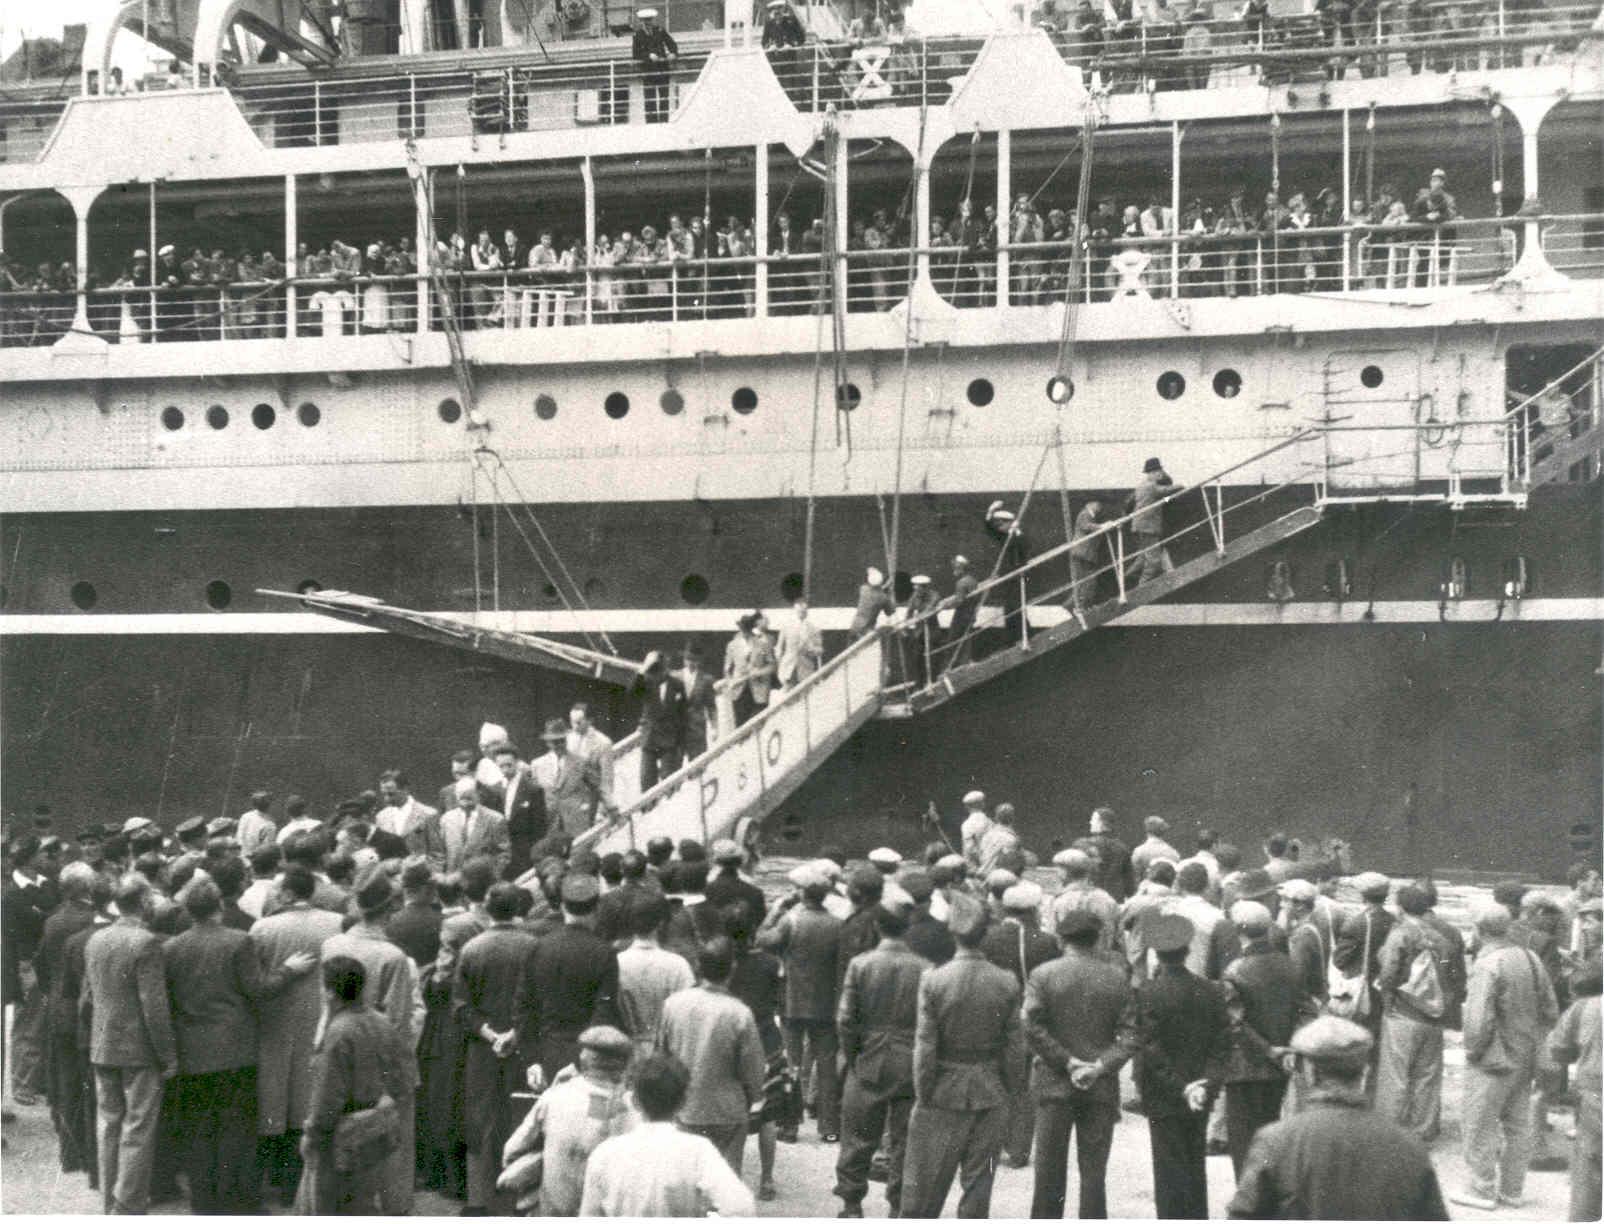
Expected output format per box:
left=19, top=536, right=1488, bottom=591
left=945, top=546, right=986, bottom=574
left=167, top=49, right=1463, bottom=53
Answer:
left=1024, top=909, right=1137, bottom=1218
left=1452, top=898, right=1559, bottom=1211
left=317, top=871, right=423, bottom=1214
left=1373, top=883, right=1456, bottom=1142
left=901, top=892, right=1024, bottom=1218
left=169, top=817, right=209, bottom=880
left=983, top=881, right=1060, bottom=1167
left=835, top=889, right=930, bottom=1216
left=1219, top=900, right=1315, bottom=1178
left=1135, top=912, right=1230, bottom=1219
left=1226, top=1017, right=1449, bottom=1220
left=515, top=873, right=622, bottom=1081
left=501, top=1024, right=635, bottom=1214
left=453, top=882, right=539, bottom=1213
left=1333, top=871, right=1394, bottom=1068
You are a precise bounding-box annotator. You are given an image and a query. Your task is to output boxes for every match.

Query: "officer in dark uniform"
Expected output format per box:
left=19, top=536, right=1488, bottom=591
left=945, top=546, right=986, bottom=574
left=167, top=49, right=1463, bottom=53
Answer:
left=834, top=885, right=928, bottom=1217
left=513, top=873, right=623, bottom=1080
left=1135, top=912, right=1231, bottom=1219
left=632, top=9, right=679, bottom=124
left=900, top=891, right=1024, bottom=1218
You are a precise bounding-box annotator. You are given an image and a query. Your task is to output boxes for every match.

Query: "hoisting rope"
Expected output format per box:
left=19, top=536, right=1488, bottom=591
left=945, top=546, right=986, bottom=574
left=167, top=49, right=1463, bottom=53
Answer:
left=799, top=112, right=837, bottom=601
left=1049, top=97, right=1100, bottom=398
left=886, top=85, right=932, bottom=588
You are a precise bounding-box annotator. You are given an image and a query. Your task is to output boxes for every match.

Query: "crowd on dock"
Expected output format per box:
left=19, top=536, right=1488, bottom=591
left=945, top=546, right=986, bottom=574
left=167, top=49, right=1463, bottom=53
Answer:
left=2, top=770, right=1599, bottom=1219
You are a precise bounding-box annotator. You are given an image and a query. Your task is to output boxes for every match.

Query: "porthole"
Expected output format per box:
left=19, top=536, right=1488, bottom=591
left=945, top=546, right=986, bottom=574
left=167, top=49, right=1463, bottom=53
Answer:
left=1157, top=371, right=1186, bottom=400
left=779, top=571, right=805, bottom=602
left=967, top=378, right=995, bottom=407
left=1046, top=375, right=1074, bottom=403
left=680, top=573, right=710, bottom=605
left=70, top=581, right=98, bottom=611
left=604, top=391, right=630, bottom=420
left=297, top=401, right=321, bottom=427
left=438, top=397, right=462, bottom=424
left=161, top=406, right=185, bottom=431
left=206, top=404, right=229, bottom=430
left=252, top=402, right=276, bottom=430
left=659, top=389, right=683, bottom=416
left=1212, top=369, right=1242, bottom=399
left=540, top=581, right=559, bottom=601
left=534, top=394, right=558, bottom=421
left=836, top=383, right=862, bottom=412
left=295, top=578, right=322, bottom=595
left=731, top=387, right=758, bottom=415
left=1360, top=365, right=1384, bottom=389
left=205, top=580, right=233, bottom=610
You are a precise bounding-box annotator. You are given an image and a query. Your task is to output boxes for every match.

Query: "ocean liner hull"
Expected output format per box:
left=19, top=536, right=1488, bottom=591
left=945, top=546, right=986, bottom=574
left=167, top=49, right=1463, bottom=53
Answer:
left=4, top=482, right=1598, bottom=876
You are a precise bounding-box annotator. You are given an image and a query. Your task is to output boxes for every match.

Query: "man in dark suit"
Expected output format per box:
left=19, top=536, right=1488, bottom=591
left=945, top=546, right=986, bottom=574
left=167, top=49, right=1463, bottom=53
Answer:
left=1134, top=912, right=1230, bottom=1219
left=81, top=875, right=178, bottom=1215
left=40, top=862, right=100, bottom=1175
left=900, top=893, right=1024, bottom=1219
left=677, top=643, right=719, bottom=760
left=705, top=839, right=767, bottom=929
left=162, top=880, right=316, bottom=1214
left=514, top=874, right=622, bottom=1080
left=1024, top=910, right=1138, bottom=1219
left=386, top=857, right=444, bottom=968
left=634, top=651, right=687, bottom=792
left=492, top=743, right=546, bottom=879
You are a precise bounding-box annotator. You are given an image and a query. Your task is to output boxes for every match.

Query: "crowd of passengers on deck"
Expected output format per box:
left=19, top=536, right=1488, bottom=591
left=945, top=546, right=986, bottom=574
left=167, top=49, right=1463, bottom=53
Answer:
left=0, top=165, right=1488, bottom=345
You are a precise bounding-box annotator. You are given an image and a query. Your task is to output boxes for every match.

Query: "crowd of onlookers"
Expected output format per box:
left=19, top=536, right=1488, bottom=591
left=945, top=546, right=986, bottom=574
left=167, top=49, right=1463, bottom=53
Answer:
left=0, top=166, right=1482, bottom=345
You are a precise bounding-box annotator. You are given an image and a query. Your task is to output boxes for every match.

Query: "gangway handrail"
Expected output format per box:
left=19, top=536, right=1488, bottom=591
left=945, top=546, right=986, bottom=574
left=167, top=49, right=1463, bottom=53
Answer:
left=573, top=624, right=886, bottom=851
left=1495, top=343, right=1604, bottom=489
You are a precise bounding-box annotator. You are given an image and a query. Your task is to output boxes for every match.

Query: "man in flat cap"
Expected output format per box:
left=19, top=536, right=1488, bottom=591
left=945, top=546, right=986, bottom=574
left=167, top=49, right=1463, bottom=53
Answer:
left=1135, top=911, right=1231, bottom=1219
left=837, top=866, right=887, bottom=989
left=1127, top=456, right=1175, bottom=586
left=901, top=870, right=956, bottom=966
left=901, top=892, right=1024, bottom=1218
left=1219, top=900, right=1315, bottom=1178
left=984, top=881, right=1060, bottom=1168
left=706, top=837, right=766, bottom=928
left=1051, top=847, right=1121, bottom=963
left=758, top=861, right=843, bottom=1144
left=453, top=882, right=539, bottom=1213
left=1333, top=871, right=1394, bottom=1066
left=317, top=870, right=423, bottom=1214
left=1226, top=1016, right=1449, bottom=1220
left=1452, top=898, right=1559, bottom=1211
left=1024, top=909, right=1137, bottom=1218
left=868, top=846, right=903, bottom=875
left=1373, top=883, right=1457, bottom=1142
left=835, top=887, right=930, bottom=1216
left=515, top=873, right=622, bottom=1082
left=501, top=1024, right=634, bottom=1214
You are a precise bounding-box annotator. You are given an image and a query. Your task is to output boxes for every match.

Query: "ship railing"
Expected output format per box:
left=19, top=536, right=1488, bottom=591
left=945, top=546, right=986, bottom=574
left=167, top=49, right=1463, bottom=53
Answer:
left=229, top=53, right=709, bottom=146
left=1043, top=0, right=1599, bottom=91
left=1498, top=343, right=1604, bottom=489
left=1534, top=214, right=1604, bottom=281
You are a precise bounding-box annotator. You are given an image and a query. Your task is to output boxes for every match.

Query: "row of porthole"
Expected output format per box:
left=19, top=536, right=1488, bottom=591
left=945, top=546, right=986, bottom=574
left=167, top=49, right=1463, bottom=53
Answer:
left=68, top=577, right=322, bottom=612
left=161, top=402, right=322, bottom=432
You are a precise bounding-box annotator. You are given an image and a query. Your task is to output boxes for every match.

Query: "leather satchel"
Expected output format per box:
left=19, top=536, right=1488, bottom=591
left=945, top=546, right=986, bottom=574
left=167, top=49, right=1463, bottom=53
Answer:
left=332, top=1093, right=399, bottom=1174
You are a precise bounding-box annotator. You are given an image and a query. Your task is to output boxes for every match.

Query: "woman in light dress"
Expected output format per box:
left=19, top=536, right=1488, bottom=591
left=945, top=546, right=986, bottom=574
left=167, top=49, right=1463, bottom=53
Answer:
left=591, top=233, right=617, bottom=321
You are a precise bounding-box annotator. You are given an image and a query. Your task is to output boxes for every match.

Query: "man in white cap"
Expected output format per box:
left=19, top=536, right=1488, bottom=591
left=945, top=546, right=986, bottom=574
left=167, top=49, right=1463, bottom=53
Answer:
left=1051, top=848, right=1120, bottom=962
left=983, top=501, right=1030, bottom=650
left=901, top=573, right=941, bottom=686
left=851, top=565, right=894, bottom=639
left=1226, top=1016, right=1449, bottom=1220
left=942, top=554, right=980, bottom=671
left=868, top=847, right=903, bottom=875
left=632, top=8, right=679, bottom=123
left=1452, top=897, right=1559, bottom=1211
left=958, top=791, right=991, bottom=871
left=1219, top=899, right=1314, bottom=1178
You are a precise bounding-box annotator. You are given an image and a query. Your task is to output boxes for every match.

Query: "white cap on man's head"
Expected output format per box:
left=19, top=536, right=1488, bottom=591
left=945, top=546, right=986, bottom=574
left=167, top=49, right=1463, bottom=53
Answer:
left=962, top=789, right=986, bottom=807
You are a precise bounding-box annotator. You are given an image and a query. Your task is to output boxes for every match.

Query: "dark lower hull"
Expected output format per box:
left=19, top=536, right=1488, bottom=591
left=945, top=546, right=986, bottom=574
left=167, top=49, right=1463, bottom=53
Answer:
left=2, top=486, right=1600, bottom=875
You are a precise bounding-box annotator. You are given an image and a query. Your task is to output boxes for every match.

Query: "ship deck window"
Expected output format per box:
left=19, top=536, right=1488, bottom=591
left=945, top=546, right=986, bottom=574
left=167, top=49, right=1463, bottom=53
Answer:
left=837, top=383, right=862, bottom=412
left=161, top=406, right=185, bottom=431
left=297, top=402, right=321, bottom=427
left=1213, top=369, right=1242, bottom=399
left=70, top=581, right=97, bottom=611
left=604, top=392, right=630, bottom=420
left=1046, top=376, right=1074, bottom=404
left=680, top=573, right=710, bottom=605
left=967, top=378, right=995, bottom=407
left=438, top=397, right=463, bottom=424
left=206, top=405, right=230, bottom=429
left=534, top=394, right=558, bottom=420
left=252, top=403, right=277, bottom=430
left=1157, top=372, right=1186, bottom=400
left=1361, top=365, right=1385, bottom=389
left=732, top=387, right=758, bottom=415
left=659, top=389, right=684, bottom=416
left=205, top=580, right=233, bottom=610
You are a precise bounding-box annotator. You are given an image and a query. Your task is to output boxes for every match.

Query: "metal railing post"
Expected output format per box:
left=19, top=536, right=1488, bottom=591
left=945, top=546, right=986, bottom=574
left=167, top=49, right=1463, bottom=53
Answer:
left=1114, top=532, right=1127, bottom=603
